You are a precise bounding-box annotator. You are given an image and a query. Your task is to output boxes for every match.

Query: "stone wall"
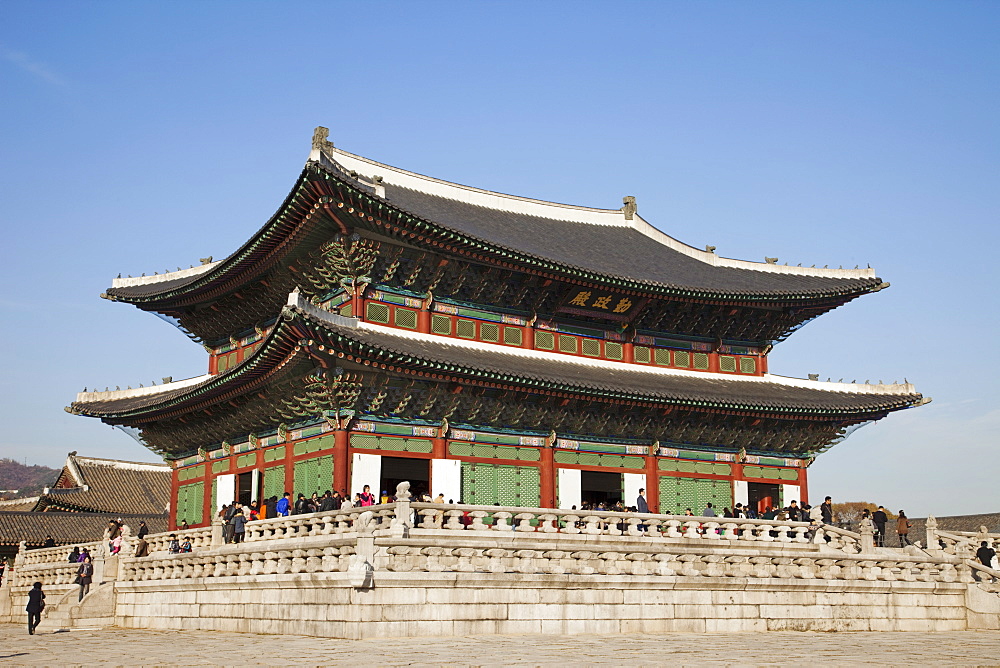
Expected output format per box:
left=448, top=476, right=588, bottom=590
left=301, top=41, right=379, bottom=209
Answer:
left=2, top=501, right=998, bottom=636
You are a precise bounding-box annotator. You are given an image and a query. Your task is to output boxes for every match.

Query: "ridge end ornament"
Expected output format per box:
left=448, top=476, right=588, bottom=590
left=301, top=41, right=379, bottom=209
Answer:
left=622, top=196, right=637, bottom=220
left=312, top=126, right=334, bottom=154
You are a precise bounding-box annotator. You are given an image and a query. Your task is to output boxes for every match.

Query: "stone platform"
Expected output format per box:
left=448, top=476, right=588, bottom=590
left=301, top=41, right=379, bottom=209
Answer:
left=3, top=625, right=1000, bottom=666
left=3, top=500, right=999, bottom=638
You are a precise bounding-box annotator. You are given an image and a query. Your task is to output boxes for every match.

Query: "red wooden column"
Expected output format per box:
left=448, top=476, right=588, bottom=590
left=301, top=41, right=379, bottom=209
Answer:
left=622, top=342, right=635, bottom=364
left=168, top=467, right=181, bottom=530
left=333, top=426, right=350, bottom=497
left=539, top=441, right=556, bottom=508
left=758, top=354, right=768, bottom=375
left=798, top=466, right=809, bottom=506
left=708, top=351, right=721, bottom=373
left=432, top=426, right=447, bottom=460
left=201, top=465, right=213, bottom=527
left=645, top=447, right=659, bottom=513
left=522, top=324, right=535, bottom=350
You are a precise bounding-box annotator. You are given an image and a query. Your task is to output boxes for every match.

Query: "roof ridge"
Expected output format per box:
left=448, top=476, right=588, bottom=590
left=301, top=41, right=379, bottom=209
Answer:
left=320, top=141, right=879, bottom=281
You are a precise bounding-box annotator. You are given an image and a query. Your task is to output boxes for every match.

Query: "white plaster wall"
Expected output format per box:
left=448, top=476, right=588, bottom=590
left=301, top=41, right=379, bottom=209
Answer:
left=214, top=474, right=235, bottom=512
left=431, top=459, right=461, bottom=503
left=623, top=473, right=645, bottom=509
left=351, top=453, right=381, bottom=499
left=557, top=468, right=581, bottom=509
left=781, top=484, right=801, bottom=507
left=733, top=480, right=749, bottom=507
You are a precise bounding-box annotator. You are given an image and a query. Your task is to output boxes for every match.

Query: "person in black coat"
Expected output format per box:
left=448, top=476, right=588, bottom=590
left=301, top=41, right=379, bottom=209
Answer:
left=137, top=521, right=149, bottom=540
left=26, top=581, right=45, bottom=635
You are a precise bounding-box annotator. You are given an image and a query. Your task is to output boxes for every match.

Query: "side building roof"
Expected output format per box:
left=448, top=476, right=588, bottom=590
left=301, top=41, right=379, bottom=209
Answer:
left=33, top=453, right=170, bottom=515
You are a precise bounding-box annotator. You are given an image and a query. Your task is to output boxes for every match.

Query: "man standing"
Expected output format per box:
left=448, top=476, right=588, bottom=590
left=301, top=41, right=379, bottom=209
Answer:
left=276, top=492, right=291, bottom=517
left=26, top=582, right=45, bottom=635
left=821, top=496, right=834, bottom=525
left=976, top=541, right=997, bottom=582
left=872, top=506, right=888, bottom=547
left=636, top=488, right=648, bottom=514
left=702, top=502, right=717, bottom=518
left=787, top=500, right=801, bottom=522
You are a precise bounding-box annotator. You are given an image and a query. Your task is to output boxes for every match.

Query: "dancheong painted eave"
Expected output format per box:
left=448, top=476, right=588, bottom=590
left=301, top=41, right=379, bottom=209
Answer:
left=69, top=292, right=926, bottom=424
left=103, top=128, right=887, bottom=308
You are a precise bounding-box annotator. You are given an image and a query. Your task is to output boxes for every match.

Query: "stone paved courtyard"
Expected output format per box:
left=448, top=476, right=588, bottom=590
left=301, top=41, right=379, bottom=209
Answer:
left=1, top=624, right=999, bottom=666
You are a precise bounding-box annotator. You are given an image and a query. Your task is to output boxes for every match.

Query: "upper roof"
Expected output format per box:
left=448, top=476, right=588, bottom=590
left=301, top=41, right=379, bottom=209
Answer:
left=104, top=128, right=886, bottom=312
left=32, top=453, right=170, bottom=515
left=71, top=293, right=924, bottom=423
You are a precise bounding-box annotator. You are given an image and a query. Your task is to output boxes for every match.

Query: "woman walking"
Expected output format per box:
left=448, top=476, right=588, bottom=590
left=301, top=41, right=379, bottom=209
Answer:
left=26, top=582, right=45, bottom=635
left=77, top=555, right=94, bottom=602
left=897, top=510, right=913, bottom=547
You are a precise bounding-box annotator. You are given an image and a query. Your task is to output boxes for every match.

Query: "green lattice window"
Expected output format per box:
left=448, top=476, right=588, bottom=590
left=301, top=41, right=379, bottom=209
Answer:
left=394, top=308, right=418, bottom=329
left=263, top=465, right=285, bottom=499
left=535, top=331, right=554, bottom=350
left=503, top=327, right=522, bottom=346
left=366, top=302, right=390, bottom=324
left=634, top=346, right=651, bottom=363
left=739, top=357, right=757, bottom=374
left=175, top=482, right=204, bottom=526
left=674, top=350, right=690, bottom=367
left=236, top=453, right=256, bottom=469
left=177, top=464, right=204, bottom=482
left=605, top=341, right=623, bottom=360
left=431, top=315, right=452, bottom=335
left=720, top=355, right=737, bottom=372
left=293, top=455, right=334, bottom=498
left=693, top=353, right=710, bottom=370
left=654, top=348, right=671, bottom=366
left=658, top=476, right=732, bottom=515
left=461, top=462, right=539, bottom=507
left=456, top=319, right=476, bottom=339
left=263, top=446, right=285, bottom=463
left=558, top=335, right=578, bottom=353
left=480, top=322, right=499, bottom=343
left=581, top=338, right=601, bottom=357
left=339, top=303, right=353, bottom=317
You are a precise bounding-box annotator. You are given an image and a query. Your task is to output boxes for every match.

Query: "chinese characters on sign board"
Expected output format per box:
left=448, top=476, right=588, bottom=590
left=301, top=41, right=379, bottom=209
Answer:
left=558, top=288, right=644, bottom=320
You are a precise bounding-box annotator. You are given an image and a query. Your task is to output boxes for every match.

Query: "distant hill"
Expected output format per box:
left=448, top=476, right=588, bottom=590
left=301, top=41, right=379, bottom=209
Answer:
left=0, top=458, right=59, bottom=498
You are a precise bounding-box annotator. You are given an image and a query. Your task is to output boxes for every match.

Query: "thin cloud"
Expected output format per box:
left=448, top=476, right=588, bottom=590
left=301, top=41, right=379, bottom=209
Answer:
left=2, top=47, right=66, bottom=86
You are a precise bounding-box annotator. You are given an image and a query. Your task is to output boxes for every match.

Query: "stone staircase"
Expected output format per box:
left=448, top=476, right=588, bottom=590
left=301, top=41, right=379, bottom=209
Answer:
left=43, top=582, right=116, bottom=630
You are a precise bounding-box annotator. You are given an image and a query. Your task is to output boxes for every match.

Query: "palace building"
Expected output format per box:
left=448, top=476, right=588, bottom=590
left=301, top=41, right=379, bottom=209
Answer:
left=69, top=128, right=927, bottom=529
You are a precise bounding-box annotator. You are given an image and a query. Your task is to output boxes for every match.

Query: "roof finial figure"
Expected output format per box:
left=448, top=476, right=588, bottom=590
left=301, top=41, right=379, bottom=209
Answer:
left=622, top=196, right=636, bottom=220
left=312, top=126, right=334, bottom=154
left=200, top=257, right=213, bottom=265
left=765, top=257, right=778, bottom=264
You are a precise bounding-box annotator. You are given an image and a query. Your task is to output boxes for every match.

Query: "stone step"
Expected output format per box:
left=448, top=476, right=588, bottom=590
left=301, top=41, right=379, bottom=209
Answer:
left=72, top=616, right=114, bottom=628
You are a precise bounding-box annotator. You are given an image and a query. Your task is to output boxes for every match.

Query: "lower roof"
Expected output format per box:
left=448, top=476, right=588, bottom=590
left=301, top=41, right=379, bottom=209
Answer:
left=70, top=294, right=925, bottom=422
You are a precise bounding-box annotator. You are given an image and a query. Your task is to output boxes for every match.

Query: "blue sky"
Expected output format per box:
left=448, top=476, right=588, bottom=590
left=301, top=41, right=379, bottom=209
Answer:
left=1, top=2, right=997, bottom=516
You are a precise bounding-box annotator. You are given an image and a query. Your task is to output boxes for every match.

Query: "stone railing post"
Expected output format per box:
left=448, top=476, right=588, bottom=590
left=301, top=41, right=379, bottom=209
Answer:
left=211, top=517, right=225, bottom=546
left=348, top=511, right=376, bottom=589
left=860, top=522, right=875, bottom=553
left=390, top=481, right=412, bottom=537
left=925, top=515, right=939, bottom=552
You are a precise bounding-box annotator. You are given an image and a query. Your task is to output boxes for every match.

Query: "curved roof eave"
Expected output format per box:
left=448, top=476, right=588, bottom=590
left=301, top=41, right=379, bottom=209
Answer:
left=103, top=136, right=886, bottom=307
left=70, top=293, right=925, bottom=422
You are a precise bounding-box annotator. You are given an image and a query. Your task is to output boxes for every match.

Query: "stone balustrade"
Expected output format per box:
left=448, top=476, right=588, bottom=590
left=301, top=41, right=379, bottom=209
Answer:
left=120, top=536, right=358, bottom=582
left=10, top=559, right=86, bottom=589
left=144, top=527, right=214, bottom=555
left=18, top=541, right=102, bottom=566
left=408, top=504, right=816, bottom=545
left=243, top=503, right=395, bottom=542
left=381, top=537, right=970, bottom=583
left=8, top=503, right=982, bottom=591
